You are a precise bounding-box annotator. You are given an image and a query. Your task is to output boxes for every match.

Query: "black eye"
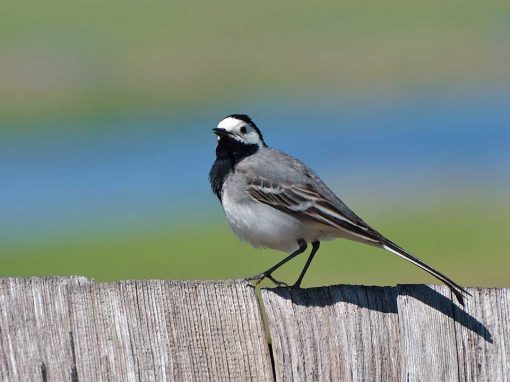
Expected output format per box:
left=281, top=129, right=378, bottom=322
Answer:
left=240, top=126, right=247, bottom=134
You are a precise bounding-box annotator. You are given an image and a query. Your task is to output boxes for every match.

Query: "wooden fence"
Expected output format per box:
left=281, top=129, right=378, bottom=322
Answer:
left=0, top=277, right=508, bottom=381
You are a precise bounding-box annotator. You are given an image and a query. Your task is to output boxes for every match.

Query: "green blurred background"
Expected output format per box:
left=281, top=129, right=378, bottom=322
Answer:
left=1, top=0, right=509, bottom=288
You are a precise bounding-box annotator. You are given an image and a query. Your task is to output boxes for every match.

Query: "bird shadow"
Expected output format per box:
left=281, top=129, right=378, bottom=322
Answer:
left=264, top=283, right=493, bottom=343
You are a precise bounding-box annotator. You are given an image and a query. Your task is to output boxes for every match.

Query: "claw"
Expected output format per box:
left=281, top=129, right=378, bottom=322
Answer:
left=245, top=272, right=265, bottom=283
left=266, top=274, right=289, bottom=287
left=245, top=272, right=288, bottom=287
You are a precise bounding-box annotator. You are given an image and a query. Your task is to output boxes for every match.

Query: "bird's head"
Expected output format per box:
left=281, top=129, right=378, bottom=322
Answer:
left=213, top=114, right=266, bottom=149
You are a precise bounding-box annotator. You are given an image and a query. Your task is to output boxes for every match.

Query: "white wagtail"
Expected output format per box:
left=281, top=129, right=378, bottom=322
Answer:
left=209, top=114, right=470, bottom=305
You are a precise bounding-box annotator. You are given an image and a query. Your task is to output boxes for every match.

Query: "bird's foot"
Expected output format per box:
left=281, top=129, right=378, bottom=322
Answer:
left=244, top=272, right=264, bottom=285
left=290, top=281, right=302, bottom=289
left=266, top=274, right=289, bottom=288
left=245, top=272, right=288, bottom=288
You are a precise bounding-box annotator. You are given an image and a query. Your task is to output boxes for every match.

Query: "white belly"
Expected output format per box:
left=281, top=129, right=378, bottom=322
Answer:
left=222, top=190, right=338, bottom=252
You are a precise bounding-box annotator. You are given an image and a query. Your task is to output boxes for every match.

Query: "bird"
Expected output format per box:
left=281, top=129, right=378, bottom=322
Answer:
left=208, top=114, right=470, bottom=305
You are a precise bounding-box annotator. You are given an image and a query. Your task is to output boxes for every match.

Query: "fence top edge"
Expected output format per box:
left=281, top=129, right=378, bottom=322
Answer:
left=0, top=277, right=506, bottom=292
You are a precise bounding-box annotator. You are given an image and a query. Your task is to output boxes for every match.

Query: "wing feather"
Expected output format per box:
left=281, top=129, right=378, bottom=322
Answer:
left=246, top=175, right=380, bottom=242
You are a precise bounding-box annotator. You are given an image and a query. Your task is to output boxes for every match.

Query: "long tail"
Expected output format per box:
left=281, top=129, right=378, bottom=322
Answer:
left=381, top=238, right=471, bottom=306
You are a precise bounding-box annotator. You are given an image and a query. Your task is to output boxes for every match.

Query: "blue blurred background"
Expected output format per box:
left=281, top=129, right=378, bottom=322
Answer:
left=1, top=1, right=509, bottom=287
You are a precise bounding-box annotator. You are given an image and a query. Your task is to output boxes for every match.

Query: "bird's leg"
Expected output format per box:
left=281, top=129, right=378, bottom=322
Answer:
left=245, top=240, right=307, bottom=286
left=292, top=241, right=320, bottom=288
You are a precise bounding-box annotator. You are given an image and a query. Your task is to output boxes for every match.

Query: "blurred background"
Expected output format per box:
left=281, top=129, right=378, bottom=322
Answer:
left=1, top=1, right=509, bottom=287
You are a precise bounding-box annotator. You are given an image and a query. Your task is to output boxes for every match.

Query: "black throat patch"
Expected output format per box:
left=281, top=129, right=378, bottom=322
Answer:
left=208, top=136, right=259, bottom=201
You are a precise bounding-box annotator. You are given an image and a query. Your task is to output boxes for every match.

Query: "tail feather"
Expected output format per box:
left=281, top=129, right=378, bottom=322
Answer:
left=381, top=239, right=471, bottom=306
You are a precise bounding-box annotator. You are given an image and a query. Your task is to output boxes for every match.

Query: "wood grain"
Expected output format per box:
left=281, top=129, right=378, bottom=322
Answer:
left=0, top=276, right=91, bottom=382
left=0, top=278, right=509, bottom=382
left=0, top=278, right=272, bottom=382
left=70, top=279, right=273, bottom=381
left=261, top=285, right=401, bottom=381
left=397, top=284, right=510, bottom=382
left=397, top=284, right=460, bottom=381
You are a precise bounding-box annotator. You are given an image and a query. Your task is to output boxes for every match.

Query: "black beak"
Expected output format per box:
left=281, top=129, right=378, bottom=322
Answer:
left=212, top=128, right=229, bottom=137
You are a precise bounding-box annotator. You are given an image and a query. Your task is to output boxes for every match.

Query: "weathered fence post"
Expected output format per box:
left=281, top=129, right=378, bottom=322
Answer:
left=262, top=284, right=509, bottom=382
left=0, top=277, right=508, bottom=381
left=0, top=278, right=272, bottom=381
left=261, top=285, right=401, bottom=381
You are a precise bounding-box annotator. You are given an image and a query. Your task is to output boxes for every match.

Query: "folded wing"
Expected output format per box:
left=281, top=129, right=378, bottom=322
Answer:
left=247, top=176, right=381, bottom=243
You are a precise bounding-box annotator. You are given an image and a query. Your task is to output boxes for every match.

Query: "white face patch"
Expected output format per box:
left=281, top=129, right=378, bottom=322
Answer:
left=217, top=116, right=263, bottom=146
